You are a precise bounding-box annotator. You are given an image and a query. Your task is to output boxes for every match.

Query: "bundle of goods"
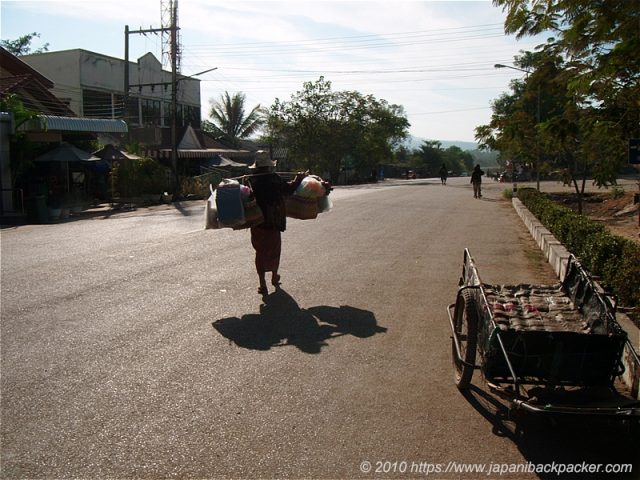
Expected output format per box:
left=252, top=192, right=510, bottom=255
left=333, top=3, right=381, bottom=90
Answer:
left=204, top=185, right=219, bottom=229
left=216, top=179, right=245, bottom=228
left=235, top=182, right=264, bottom=230
left=484, top=283, right=590, bottom=333
left=203, top=179, right=264, bottom=230
left=286, top=175, right=332, bottom=220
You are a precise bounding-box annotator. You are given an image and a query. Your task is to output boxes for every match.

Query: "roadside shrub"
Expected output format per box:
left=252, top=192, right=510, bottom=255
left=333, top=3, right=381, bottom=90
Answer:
left=608, top=242, right=640, bottom=308
left=181, top=171, right=224, bottom=198
left=610, top=185, right=625, bottom=199
left=112, top=158, right=169, bottom=198
left=502, top=189, right=514, bottom=200
left=517, top=188, right=640, bottom=309
left=584, top=231, right=626, bottom=280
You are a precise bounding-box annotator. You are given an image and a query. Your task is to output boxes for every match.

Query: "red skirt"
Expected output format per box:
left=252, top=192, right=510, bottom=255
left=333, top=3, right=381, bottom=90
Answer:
left=250, top=227, right=282, bottom=273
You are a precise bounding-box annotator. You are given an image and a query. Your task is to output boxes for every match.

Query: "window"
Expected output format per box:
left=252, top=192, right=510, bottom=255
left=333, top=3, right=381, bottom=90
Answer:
left=126, top=96, right=140, bottom=125
left=141, top=98, right=161, bottom=125
left=82, top=89, right=114, bottom=118
left=163, top=101, right=171, bottom=127
left=184, top=105, right=201, bottom=128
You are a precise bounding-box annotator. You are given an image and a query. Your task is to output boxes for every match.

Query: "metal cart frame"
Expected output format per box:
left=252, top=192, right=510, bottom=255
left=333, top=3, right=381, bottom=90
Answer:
left=447, top=248, right=640, bottom=420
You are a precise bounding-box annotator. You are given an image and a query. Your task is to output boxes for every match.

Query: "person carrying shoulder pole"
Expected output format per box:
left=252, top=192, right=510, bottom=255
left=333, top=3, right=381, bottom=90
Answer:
left=247, top=151, right=307, bottom=295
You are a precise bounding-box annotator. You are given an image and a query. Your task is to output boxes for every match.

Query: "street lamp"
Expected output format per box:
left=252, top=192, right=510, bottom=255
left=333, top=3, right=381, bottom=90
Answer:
left=494, top=63, right=529, bottom=75
left=495, top=63, right=541, bottom=191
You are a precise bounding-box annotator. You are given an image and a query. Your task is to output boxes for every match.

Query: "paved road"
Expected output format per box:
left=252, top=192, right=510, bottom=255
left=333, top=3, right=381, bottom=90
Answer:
left=1, top=178, right=637, bottom=479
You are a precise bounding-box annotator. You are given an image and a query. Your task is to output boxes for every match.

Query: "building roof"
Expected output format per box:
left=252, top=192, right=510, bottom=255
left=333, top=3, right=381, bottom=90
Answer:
left=0, top=47, right=76, bottom=116
left=0, top=47, right=54, bottom=87
left=18, top=115, right=128, bottom=133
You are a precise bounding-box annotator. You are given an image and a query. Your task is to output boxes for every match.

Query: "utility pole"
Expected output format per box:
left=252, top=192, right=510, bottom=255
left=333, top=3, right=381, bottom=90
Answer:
left=123, top=0, right=180, bottom=195
left=170, top=0, right=179, bottom=195
left=124, top=25, right=129, bottom=123
left=124, top=25, right=172, bottom=119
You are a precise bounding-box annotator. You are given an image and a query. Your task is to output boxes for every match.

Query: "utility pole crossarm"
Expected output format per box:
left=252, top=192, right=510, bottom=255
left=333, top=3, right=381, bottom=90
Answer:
left=128, top=26, right=176, bottom=35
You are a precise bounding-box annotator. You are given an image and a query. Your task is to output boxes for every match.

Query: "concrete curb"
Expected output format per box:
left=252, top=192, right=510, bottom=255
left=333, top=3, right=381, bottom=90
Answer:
left=512, top=197, right=640, bottom=399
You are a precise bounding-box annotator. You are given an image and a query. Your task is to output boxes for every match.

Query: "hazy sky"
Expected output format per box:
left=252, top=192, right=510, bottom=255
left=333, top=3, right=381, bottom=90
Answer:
left=1, top=0, right=544, bottom=142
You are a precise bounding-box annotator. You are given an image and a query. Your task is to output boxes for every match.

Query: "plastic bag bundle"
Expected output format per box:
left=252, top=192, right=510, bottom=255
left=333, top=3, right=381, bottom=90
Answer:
left=239, top=184, right=252, bottom=200
left=204, top=186, right=220, bottom=229
left=317, top=195, right=333, bottom=213
left=294, top=176, right=326, bottom=198
left=285, top=195, right=318, bottom=219
left=215, top=179, right=245, bottom=227
left=232, top=198, right=265, bottom=230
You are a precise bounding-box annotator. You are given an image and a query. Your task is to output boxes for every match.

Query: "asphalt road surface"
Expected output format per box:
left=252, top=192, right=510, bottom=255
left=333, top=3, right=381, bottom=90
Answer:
left=1, top=177, right=638, bottom=479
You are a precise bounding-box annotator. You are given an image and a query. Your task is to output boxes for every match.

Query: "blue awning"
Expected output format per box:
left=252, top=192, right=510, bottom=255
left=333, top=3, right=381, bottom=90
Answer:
left=19, top=115, right=128, bottom=133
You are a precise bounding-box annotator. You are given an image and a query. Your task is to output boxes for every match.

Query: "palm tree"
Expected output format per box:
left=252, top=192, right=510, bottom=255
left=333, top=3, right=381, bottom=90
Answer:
left=205, top=92, right=264, bottom=147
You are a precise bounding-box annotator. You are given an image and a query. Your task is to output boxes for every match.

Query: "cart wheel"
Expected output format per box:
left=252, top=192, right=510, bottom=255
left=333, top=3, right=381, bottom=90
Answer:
left=452, top=289, right=479, bottom=390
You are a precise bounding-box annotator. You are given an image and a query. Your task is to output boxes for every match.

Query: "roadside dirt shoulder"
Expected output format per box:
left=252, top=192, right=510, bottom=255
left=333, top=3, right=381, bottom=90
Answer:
left=547, top=190, right=639, bottom=244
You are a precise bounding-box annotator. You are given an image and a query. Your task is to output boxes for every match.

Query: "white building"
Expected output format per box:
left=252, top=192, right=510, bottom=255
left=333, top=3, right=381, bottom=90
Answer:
left=21, top=49, right=201, bottom=145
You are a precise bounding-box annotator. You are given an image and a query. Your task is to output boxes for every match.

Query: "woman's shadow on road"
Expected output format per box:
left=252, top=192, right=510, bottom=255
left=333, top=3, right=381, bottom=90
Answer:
left=212, top=289, right=387, bottom=354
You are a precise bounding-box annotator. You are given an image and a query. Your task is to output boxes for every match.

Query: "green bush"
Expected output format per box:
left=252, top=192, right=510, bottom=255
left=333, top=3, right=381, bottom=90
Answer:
left=610, top=185, right=625, bottom=199
left=517, top=188, right=640, bottom=309
left=112, top=158, right=169, bottom=198
left=502, top=189, right=514, bottom=200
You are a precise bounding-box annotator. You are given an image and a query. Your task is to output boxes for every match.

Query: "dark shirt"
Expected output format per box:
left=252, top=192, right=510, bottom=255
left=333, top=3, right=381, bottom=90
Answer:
left=249, top=172, right=298, bottom=231
left=471, top=168, right=484, bottom=184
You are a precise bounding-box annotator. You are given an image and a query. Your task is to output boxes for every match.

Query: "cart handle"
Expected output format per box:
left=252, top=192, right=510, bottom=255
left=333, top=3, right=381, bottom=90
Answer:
left=447, top=302, right=479, bottom=370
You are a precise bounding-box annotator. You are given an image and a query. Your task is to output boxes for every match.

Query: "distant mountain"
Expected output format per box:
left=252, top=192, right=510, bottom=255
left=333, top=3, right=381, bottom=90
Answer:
left=403, top=136, right=478, bottom=152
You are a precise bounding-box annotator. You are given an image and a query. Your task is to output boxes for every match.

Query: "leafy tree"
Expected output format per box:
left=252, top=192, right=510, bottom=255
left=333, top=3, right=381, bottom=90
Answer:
left=495, top=0, right=639, bottom=129
left=492, top=0, right=640, bottom=175
left=0, top=94, right=40, bottom=185
left=1, top=32, right=49, bottom=56
left=267, top=77, right=409, bottom=181
left=204, top=91, right=265, bottom=147
left=443, top=146, right=474, bottom=174
left=414, top=140, right=444, bottom=175
left=409, top=141, right=474, bottom=176
left=476, top=38, right=629, bottom=212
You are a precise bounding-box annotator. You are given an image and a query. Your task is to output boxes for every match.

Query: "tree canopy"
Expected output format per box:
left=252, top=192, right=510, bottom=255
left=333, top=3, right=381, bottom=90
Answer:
left=266, top=77, right=410, bottom=181
left=203, top=91, right=265, bottom=147
left=1, top=32, right=49, bottom=56
left=476, top=0, right=638, bottom=210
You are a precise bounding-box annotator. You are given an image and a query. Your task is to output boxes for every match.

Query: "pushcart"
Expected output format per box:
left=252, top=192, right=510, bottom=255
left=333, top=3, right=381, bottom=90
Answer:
left=447, top=248, right=640, bottom=425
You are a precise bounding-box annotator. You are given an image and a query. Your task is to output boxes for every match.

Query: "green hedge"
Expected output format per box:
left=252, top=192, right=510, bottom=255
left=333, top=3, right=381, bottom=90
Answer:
left=112, top=158, right=169, bottom=198
left=517, top=188, right=640, bottom=309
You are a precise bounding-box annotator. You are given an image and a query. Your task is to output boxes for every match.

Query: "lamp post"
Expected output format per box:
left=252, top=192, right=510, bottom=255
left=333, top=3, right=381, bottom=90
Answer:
left=495, top=63, right=541, bottom=191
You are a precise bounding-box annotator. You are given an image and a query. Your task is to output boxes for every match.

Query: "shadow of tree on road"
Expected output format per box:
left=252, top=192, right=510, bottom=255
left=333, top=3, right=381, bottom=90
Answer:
left=212, top=289, right=387, bottom=353
left=461, top=385, right=639, bottom=479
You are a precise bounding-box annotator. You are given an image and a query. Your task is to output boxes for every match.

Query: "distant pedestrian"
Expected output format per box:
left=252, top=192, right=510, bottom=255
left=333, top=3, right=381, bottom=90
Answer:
left=470, top=164, right=484, bottom=198
left=438, top=164, right=448, bottom=185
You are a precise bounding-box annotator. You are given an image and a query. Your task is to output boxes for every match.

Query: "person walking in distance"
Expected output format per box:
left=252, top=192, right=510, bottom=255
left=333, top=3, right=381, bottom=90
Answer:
left=470, top=164, right=484, bottom=198
left=248, top=151, right=306, bottom=295
left=438, top=163, right=448, bottom=185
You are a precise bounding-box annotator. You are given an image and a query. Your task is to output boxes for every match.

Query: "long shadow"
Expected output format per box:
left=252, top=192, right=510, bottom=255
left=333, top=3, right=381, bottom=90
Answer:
left=172, top=200, right=193, bottom=216
left=461, top=384, right=640, bottom=479
left=212, top=289, right=387, bottom=354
